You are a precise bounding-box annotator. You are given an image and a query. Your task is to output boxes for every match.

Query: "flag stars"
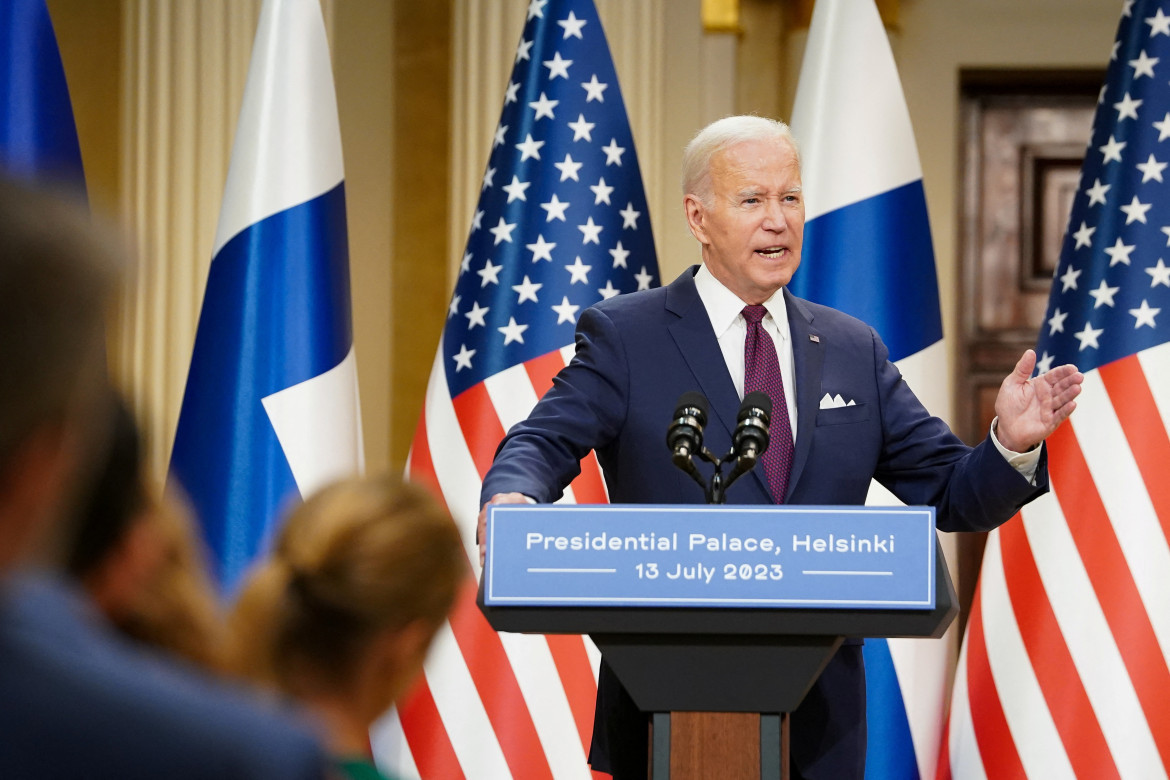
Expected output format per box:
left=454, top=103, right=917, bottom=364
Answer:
left=498, top=317, right=528, bottom=345
left=448, top=294, right=461, bottom=318
left=1147, top=258, right=1170, bottom=287
left=635, top=266, right=654, bottom=290
left=489, top=217, right=516, bottom=245
left=1156, top=112, right=1170, bottom=141
left=554, top=153, right=583, bottom=181
left=541, top=193, right=570, bottom=222
left=515, top=38, right=533, bottom=64
left=1072, top=220, right=1096, bottom=249
left=453, top=344, right=476, bottom=372
left=530, top=92, right=559, bottom=120
left=1036, top=351, right=1055, bottom=374
left=493, top=123, right=509, bottom=147
left=1130, top=299, right=1161, bottom=328
left=1088, top=279, right=1120, bottom=308
left=558, top=11, right=587, bottom=39
left=482, top=166, right=497, bottom=190
left=609, top=241, right=630, bottom=268
left=1137, top=153, right=1167, bottom=182
left=1130, top=49, right=1159, bottom=78
left=579, top=217, right=603, bottom=244
left=620, top=202, right=642, bottom=229
left=512, top=275, right=543, bottom=304
left=1147, top=7, right=1170, bottom=35
left=568, top=114, right=594, bottom=142
left=590, top=177, right=615, bottom=205
left=598, top=280, right=620, bottom=299
left=602, top=138, right=626, bottom=166
left=1162, top=225, right=1170, bottom=246
left=1105, top=236, right=1136, bottom=266
left=565, top=256, right=591, bottom=284
left=1085, top=178, right=1110, bottom=206
left=543, top=51, right=572, bottom=80
left=526, top=0, right=547, bottom=19
left=1048, top=307, right=1068, bottom=335
left=515, top=133, right=544, bottom=161
left=1100, top=134, right=1127, bottom=163
left=472, top=210, right=484, bottom=231
left=460, top=251, right=473, bottom=274
left=582, top=74, right=608, bottom=102
left=1121, top=194, right=1152, bottom=224
left=465, top=301, right=489, bottom=329
left=502, top=175, right=531, bottom=203
left=1074, top=321, right=1104, bottom=350
left=1060, top=265, right=1082, bottom=292
left=526, top=234, right=556, bottom=262
left=1114, top=92, right=1142, bottom=121
left=552, top=296, right=580, bottom=324
left=477, top=258, right=502, bottom=287
left=505, top=81, right=520, bottom=105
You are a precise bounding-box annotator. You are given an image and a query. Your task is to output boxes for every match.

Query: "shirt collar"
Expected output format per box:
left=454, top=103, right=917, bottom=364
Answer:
left=694, top=263, right=790, bottom=341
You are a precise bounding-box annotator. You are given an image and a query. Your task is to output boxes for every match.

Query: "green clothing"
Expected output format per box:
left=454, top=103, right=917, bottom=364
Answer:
left=334, top=756, right=398, bottom=780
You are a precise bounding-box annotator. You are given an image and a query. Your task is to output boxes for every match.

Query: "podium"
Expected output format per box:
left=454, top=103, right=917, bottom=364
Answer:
left=479, top=505, right=958, bottom=779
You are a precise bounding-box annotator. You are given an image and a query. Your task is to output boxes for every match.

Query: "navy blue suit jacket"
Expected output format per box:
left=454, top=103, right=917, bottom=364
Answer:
left=481, top=266, right=1047, bottom=778
left=0, top=574, right=327, bottom=779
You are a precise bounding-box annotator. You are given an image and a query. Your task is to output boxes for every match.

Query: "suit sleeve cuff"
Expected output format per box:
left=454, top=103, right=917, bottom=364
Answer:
left=990, top=416, right=1042, bottom=485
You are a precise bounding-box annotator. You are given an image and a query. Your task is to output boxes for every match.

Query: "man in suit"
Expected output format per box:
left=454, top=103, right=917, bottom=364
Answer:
left=477, top=116, right=1083, bottom=779
left=0, top=178, right=328, bottom=778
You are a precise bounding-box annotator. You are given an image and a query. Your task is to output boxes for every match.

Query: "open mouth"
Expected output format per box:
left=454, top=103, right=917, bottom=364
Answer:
left=755, top=247, right=787, bottom=259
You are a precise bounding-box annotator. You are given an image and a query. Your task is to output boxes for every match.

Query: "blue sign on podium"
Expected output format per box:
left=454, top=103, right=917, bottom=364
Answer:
left=483, top=504, right=936, bottom=609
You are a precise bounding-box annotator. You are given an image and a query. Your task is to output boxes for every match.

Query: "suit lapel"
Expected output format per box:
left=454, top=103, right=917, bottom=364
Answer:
left=665, top=269, right=741, bottom=441
left=784, top=289, right=823, bottom=500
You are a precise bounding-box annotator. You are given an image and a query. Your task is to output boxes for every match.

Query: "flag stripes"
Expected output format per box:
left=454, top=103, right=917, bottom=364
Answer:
left=942, top=348, right=1170, bottom=778
left=378, top=348, right=601, bottom=779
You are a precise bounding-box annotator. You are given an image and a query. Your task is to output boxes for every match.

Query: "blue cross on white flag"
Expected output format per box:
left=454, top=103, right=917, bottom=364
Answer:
left=789, top=2, right=949, bottom=779
left=169, top=0, right=363, bottom=592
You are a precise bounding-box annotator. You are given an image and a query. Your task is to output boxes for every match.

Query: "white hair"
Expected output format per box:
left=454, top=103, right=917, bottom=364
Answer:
left=681, top=115, right=801, bottom=206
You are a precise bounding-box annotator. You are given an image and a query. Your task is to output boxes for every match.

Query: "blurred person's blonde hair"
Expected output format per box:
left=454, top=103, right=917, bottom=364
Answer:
left=227, top=475, right=466, bottom=701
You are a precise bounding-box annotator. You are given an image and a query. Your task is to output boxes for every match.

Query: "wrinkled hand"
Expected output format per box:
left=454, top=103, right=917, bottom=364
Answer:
left=994, top=349, right=1084, bottom=453
left=477, top=492, right=531, bottom=567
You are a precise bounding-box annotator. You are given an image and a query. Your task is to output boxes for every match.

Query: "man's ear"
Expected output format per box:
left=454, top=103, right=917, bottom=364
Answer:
left=684, top=194, right=709, bottom=245
left=0, top=424, right=78, bottom=571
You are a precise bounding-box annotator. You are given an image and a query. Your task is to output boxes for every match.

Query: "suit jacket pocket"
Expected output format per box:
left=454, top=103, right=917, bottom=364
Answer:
left=815, top=403, right=870, bottom=426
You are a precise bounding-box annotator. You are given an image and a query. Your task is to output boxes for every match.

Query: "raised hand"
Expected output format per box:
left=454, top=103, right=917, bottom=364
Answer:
left=993, top=349, right=1084, bottom=453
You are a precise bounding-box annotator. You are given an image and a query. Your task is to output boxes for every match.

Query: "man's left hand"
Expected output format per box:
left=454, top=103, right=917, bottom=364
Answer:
left=994, top=349, right=1084, bottom=453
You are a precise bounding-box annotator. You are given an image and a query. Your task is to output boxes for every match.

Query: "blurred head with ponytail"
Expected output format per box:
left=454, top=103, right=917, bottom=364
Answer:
left=227, top=475, right=466, bottom=768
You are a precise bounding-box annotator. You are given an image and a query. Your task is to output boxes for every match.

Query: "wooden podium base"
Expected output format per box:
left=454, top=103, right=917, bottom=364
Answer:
left=649, top=712, right=787, bottom=780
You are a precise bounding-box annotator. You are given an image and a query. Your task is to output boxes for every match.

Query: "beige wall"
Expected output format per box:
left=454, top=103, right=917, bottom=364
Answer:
left=46, top=0, right=1123, bottom=479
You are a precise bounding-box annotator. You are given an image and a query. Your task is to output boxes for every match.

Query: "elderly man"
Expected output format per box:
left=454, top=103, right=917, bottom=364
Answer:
left=478, top=115, right=1083, bottom=779
left=0, top=179, right=328, bottom=778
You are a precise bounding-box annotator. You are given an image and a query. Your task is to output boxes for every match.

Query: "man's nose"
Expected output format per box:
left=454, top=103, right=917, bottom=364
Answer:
left=762, top=199, right=787, bottom=231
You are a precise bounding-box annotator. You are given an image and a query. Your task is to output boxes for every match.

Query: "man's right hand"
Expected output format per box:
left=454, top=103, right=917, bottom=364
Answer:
left=477, top=492, right=532, bottom=567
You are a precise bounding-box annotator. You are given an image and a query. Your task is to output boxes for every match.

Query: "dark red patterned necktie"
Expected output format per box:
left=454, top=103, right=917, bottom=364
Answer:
left=742, top=305, right=794, bottom=503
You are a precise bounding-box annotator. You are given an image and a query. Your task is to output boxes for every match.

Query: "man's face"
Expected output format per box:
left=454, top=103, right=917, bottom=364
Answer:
left=684, top=137, right=805, bottom=305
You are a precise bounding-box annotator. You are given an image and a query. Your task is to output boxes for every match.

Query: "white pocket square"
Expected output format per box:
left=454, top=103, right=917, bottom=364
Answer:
left=819, top=393, right=857, bottom=409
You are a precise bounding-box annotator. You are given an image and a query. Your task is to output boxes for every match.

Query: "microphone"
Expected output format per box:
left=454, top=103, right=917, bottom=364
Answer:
left=732, top=391, right=772, bottom=467
left=724, top=392, right=772, bottom=489
left=666, top=391, right=708, bottom=475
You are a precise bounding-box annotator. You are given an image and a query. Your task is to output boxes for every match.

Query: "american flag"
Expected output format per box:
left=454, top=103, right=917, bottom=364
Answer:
left=939, top=1, right=1170, bottom=777
left=372, top=1, right=658, bottom=777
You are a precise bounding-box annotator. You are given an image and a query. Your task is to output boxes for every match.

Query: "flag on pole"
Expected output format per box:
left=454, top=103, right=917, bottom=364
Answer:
left=788, top=2, right=951, bottom=779
left=0, top=0, right=86, bottom=193
left=169, top=0, right=363, bottom=592
left=372, top=0, right=658, bottom=777
left=940, top=1, right=1170, bottom=777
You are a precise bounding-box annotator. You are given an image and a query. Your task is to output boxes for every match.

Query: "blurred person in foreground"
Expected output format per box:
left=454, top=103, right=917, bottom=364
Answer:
left=0, top=177, right=328, bottom=778
left=228, top=476, right=467, bottom=780
left=67, top=395, right=225, bottom=670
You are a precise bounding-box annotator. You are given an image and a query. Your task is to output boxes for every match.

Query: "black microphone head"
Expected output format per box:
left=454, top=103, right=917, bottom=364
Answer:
left=674, top=391, right=709, bottom=424
left=740, top=391, right=772, bottom=421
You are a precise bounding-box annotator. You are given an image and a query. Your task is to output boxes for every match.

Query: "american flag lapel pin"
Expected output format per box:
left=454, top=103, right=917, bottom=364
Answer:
left=809, top=334, right=820, bottom=343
